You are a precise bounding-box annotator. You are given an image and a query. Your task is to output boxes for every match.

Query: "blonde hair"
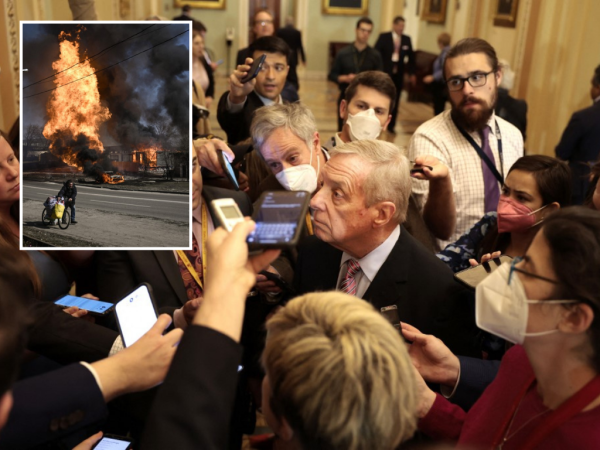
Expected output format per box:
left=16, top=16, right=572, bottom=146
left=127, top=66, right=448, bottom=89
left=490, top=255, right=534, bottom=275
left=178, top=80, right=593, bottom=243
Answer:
left=263, top=292, right=417, bottom=450
left=251, top=103, right=317, bottom=159
left=330, top=140, right=411, bottom=224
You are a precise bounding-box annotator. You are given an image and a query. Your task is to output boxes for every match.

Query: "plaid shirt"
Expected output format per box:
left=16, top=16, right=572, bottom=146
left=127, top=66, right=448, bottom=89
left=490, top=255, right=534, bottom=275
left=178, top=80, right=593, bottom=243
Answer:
left=408, top=110, right=523, bottom=249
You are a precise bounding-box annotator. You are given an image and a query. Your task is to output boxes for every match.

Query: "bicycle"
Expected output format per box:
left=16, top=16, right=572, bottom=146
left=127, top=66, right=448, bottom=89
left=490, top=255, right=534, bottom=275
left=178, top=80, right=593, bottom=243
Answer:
left=42, top=207, right=71, bottom=230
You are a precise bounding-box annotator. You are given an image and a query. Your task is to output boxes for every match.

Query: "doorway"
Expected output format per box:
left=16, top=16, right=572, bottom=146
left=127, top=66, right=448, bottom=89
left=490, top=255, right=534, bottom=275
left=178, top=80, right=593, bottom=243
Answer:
left=248, top=0, right=281, bottom=43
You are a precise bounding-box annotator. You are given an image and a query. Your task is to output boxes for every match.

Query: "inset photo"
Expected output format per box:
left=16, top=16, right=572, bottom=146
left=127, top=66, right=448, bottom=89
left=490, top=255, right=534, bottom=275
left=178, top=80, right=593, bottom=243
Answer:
left=20, top=21, right=191, bottom=249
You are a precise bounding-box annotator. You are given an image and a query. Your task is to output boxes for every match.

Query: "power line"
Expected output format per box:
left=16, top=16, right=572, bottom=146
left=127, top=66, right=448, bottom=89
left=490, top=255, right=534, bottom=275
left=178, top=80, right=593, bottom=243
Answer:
left=23, top=29, right=189, bottom=100
left=23, top=23, right=175, bottom=88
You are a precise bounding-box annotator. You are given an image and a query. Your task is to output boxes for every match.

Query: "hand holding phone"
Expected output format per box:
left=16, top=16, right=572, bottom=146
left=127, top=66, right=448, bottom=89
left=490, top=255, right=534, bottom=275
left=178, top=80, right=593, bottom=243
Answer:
left=55, top=295, right=114, bottom=317
left=217, top=150, right=240, bottom=190
left=115, top=284, right=158, bottom=347
left=92, top=434, right=133, bottom=450
left=240, top=54, right=266, bottom=83
left=211, top=198, right=246, bottom=232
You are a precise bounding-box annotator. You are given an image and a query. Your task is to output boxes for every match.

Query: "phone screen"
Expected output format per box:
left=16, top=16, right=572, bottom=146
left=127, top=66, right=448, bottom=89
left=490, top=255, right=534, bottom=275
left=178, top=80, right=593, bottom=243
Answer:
left=55, top=295, right=114, bottom=314
left=93, top=437, right=131, bottom=450
left=219, top=151, right=239, bottom=189
left=115, top=285, right=157, bottom=347
left=247, top=191, right=309, bottom=245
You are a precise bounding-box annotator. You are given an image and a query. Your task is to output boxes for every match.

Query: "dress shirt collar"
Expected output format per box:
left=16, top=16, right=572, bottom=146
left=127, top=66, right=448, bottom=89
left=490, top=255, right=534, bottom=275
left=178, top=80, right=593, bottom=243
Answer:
left=392, top=30, right=401, bottom=42
left=256, top=92, right=282, bottom=106
left=340, top=225, right=400, bottom=284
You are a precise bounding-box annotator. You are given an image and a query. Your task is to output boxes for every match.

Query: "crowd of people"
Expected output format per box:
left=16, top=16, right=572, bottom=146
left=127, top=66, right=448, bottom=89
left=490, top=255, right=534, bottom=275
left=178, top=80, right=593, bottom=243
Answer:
left=2, top=8, right=600, bottom=450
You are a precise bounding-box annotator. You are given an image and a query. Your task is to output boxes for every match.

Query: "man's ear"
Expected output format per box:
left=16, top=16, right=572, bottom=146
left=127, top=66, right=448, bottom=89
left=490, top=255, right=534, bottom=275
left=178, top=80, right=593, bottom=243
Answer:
left=0, top=391, right=14, bottom=431
left=313, top=131, right=321, bottom=152
left=495, top=69, right=503, bottom=87
left=383, top=114, right=392, bottom=131
left=339, top=99, right=348, bottom=121
left=558, top=303, right=594, bottom=335
left=372, top=201, right=396, bottom=228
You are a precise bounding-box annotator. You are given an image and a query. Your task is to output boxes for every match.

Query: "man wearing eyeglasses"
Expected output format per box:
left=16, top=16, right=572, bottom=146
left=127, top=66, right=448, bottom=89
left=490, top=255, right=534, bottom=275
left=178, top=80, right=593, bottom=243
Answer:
left=408, top=38, right=523, bottom=249
left=218, top=36, right=290, bottom=145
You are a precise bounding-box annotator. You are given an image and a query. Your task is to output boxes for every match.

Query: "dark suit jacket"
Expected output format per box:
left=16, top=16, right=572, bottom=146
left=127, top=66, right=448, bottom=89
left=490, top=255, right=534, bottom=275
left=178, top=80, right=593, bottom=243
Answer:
left=295, top=229, right=479, bottom=357
left=374, top=32, right=415, bottom=77
left=496, top=88, right=527, bottom=141
left=555, top=100, right=600, bottom=203
left=96, top=186, right=253, bottom=311
left=276, top=25, right=305, bottom=65
left=141, top=325, right=242, bottom=450
left=217, top=90, right=267, bottom=145
left=0, top=364, right=107, bottom=450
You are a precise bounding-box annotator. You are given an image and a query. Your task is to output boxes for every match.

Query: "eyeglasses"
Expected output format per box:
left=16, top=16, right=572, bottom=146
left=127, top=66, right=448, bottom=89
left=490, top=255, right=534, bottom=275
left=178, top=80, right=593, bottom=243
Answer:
left=508, top=256, right=560, bottom=285
left=259, top=63, right=287, bottom=73
left=446, top=71, right=494, bottom=92
left=255, top=20, right=273, bottom=26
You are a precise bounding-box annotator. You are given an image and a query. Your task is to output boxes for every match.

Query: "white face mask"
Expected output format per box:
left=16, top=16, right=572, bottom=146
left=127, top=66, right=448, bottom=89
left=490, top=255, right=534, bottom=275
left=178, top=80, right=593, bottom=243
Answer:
left=346, top=108, right=383, bottom=141
left=275, top=146, right=320, bottom=193
left=475, top=262, right=576, bottom=345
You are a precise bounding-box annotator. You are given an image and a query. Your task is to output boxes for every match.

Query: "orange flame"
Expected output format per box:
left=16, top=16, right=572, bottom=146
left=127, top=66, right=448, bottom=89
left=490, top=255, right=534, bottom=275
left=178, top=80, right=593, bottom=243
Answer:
left=98, top=173, right=125, bottom=184
left=43, top=27, right=111, bottom=166
left=133, top=145, right=160, bottom=167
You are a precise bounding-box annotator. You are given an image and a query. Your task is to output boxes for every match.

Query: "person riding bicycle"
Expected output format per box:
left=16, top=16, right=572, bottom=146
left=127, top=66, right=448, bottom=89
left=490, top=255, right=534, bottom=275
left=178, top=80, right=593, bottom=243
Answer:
left=58, top=179, right=77, bottom=224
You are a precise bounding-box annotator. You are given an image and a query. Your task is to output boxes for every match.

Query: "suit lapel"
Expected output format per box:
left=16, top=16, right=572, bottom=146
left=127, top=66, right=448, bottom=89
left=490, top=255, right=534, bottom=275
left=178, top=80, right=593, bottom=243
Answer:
left=154, top=251, right=188, bottom=306
left=362, top=229, right=410, bottom=311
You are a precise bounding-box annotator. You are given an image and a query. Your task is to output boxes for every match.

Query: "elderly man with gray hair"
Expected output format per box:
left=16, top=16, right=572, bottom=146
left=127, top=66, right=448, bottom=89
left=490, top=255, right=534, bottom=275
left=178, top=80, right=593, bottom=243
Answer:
left=294, top=139, right=480, bottom=357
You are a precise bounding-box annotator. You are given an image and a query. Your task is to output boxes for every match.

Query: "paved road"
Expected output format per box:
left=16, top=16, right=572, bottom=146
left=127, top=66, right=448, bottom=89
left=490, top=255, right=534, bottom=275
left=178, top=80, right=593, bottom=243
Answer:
left=22, top=181, right=190, bottom=247
left=23, top=181, right=189, bottom=222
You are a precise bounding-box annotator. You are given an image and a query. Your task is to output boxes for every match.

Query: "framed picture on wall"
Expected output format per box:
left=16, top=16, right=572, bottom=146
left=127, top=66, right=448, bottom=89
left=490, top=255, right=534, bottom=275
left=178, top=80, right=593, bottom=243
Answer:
left=322, top=0, right=368, bottom=16
left=174, top=0, right=226, bottom=10
left=421, top=0, right=447, bottom=24
left=493, top=0, right=519, bottom=28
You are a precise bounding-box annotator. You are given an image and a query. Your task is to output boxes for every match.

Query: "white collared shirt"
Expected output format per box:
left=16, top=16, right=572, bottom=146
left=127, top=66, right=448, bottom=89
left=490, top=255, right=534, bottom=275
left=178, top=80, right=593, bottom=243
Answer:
left=408, top=110, right=523, bottom=249
left=391, top=30, right=401, bottom=62
left=336, top=225, right=400, bottom=299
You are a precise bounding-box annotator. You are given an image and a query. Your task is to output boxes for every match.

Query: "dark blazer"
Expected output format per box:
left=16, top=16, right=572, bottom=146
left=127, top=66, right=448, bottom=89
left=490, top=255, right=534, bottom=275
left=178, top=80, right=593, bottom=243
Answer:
left=217, top=90, right=267, bottom=145
left=0, top=364, right=107, bottom=450
left=496, top=88, right=527, bottom=141
left=374, top=32, right=415, bottom=77
left=276, top=25, right=305, bottom=65
left=141, top=325, right=242, bottom=450
left=295, top=229, right=479, bottom=357
left=96, top=186, right=253, bottom=310
left=555, top=101, right=600, bottom=204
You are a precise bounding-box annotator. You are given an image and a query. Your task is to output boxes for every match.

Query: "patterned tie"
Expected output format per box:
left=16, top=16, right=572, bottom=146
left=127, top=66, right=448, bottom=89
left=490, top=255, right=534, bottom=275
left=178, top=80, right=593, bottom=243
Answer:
left=177, top=232, right=203, bottom=300
left=479, top=126, right=501, bottom=213
left=340, top=259, right=361, bottom=296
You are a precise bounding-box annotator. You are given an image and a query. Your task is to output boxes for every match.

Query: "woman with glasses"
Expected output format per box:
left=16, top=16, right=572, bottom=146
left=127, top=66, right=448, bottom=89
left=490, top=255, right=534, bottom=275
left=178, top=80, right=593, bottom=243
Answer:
left=406, top=207, right=600, bottom=448
left=437, top=155, right=571, bottom=273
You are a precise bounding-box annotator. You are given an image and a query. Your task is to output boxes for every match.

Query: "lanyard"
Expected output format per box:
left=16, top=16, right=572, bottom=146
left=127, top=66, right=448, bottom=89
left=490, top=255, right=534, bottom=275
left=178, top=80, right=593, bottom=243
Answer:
left=305, top=212, right=313, bottom=236
left=176, top=202, right=208, bottom=290
left=494, top=373, right=600, bottom=449
left=452, top=115, right=505, bottom=185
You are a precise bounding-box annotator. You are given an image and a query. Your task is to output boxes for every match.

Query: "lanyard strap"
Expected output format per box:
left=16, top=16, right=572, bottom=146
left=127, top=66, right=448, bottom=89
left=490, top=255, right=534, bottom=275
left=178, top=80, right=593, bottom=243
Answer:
left=452, top=115, right=505, bottom=185
left=495, top=374, right=600, bottom=449
left=176, top=202, right=208, bottom=290
left=305, top=212, right=313, bottom=236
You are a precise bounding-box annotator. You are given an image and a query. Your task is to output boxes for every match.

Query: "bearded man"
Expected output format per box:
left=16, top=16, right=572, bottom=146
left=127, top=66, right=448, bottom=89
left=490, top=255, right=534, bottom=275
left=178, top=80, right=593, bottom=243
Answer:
left=408, top=38, right=523, bottom=248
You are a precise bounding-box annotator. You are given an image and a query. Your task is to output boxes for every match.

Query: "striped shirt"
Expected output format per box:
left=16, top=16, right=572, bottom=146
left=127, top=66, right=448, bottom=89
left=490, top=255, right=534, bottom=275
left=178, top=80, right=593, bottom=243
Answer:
left=408, top=110, right=523, bottom=249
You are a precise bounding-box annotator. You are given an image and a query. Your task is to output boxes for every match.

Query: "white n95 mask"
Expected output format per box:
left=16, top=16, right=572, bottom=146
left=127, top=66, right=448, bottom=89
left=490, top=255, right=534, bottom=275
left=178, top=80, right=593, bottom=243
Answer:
left=475, top=261, right=575, bottom=345
left=346, top=108, right=383, bottom=141
left=275, top=146, right=320, bottom=193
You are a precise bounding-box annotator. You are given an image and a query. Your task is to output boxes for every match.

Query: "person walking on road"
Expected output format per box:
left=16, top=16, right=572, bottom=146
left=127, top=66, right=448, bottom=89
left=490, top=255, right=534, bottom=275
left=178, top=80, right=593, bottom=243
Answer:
left=58, top=179, right=78, bottom=224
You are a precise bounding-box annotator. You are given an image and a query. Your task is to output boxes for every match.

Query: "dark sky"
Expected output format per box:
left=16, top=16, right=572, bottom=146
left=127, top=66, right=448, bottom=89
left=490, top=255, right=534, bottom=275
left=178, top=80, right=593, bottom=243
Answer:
left=22, top=22, right=190, bottom=147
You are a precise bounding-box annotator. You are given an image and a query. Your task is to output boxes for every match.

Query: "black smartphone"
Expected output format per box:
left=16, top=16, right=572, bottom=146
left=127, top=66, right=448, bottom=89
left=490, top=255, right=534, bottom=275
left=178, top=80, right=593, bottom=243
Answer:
left=410, top=161, right=433, bottom=174
left=259, top=270, right=295, bottom=294
left=247, top=190, right=311, bottom=249
left=115, top=283, right=158, bottom=347
left=54, top=295, right=114, bottom=317
left=240, top=54, right=267, bottom=83
left=217, top=150, right=240, bottom=190
left=92, top=434, right=133, bottom=450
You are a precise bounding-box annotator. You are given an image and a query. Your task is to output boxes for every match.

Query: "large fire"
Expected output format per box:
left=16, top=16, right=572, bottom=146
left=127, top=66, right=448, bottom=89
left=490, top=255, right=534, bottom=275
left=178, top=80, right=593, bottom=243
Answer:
left=42, top=27, right=111, bottom=166
left=133, top=145, right=159, bottom=167
left=98, top=173, right=125, bottom=184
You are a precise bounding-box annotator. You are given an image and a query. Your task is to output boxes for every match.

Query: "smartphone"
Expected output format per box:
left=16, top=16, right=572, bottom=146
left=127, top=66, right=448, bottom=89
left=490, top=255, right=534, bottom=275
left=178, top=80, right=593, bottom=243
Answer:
left=410, top=161, right=433, bottom=174
left=247, top=190, right=311, bottom=249
left=216, top=59, right=224, bottom=65
left=259, top=270, right=295, bottom=294
left=240, top=54, right=266, bottom=83
left=211, top=198, right=246, bottom=232
left=54, top=295, right=114, bottom=317
left=92, top=434, right=133, bottom=450
left=217, top=150, right=239, bottom=190
left=115, top=284, right=158, bottom=347
left=454, top=255, right=514, bottom=289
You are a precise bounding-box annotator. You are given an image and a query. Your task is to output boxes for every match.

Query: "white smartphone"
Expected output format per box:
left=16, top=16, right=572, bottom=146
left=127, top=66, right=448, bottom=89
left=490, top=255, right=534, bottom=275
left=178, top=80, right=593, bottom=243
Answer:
left=211, top=198, right=245, bottom=232
left=115, top=284, right=158, bottom=347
